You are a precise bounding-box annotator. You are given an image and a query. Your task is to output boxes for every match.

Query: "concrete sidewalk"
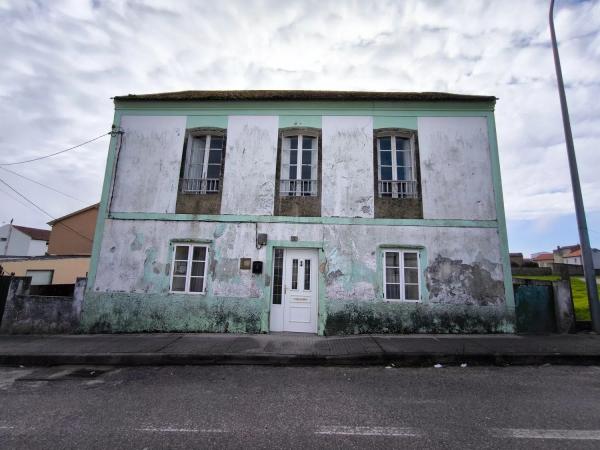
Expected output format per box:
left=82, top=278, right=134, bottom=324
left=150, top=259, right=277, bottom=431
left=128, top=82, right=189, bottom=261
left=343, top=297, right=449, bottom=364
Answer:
left=1, top=333, right=600, bottom=367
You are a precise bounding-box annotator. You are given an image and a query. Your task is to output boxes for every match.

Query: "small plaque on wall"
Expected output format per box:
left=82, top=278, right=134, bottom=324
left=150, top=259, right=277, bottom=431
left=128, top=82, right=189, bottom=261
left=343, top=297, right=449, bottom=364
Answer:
left=240, top=258, right=252, bottom=270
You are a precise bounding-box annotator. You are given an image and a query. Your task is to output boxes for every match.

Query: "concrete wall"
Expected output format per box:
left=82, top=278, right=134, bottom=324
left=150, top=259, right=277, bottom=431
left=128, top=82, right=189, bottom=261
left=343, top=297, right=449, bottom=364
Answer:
left=0, top=277, right=86, bottom=334
left=85, top=102, right=511, bottom=335
left=103, top=114, right=500, bottom=222
left=48, top=206, right=98, bottom=255
left=593, top=250, right=600, bottom=269
left=1, top=225, right=34, bottom=256
left=220, top=116, right=279, bottom=215
left=418, top=117, right=496, bottom=220
left=321, top=116, right=374, bottom=218
left=83, top=219, right=510, bottom=334
left=110, top=116, right=186, bottom=213
left=27, top=239, right=48, bottom=256
left=1, top=257, right=90, bottom=284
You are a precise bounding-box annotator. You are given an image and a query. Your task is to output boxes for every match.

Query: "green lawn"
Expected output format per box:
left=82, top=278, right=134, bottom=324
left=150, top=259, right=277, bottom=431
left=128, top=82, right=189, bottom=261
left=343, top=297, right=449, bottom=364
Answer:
left=513, top=275, right=599, bottom=321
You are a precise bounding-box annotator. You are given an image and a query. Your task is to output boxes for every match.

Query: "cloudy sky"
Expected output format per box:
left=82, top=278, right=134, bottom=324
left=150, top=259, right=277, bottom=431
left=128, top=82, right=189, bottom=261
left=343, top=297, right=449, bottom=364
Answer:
left=0, top=0, right=598, bottom=256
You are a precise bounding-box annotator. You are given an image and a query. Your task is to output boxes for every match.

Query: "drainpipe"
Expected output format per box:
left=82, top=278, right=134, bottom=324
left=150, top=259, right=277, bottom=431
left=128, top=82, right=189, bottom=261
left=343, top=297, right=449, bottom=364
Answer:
left=549, top=0, right=600, bottom=332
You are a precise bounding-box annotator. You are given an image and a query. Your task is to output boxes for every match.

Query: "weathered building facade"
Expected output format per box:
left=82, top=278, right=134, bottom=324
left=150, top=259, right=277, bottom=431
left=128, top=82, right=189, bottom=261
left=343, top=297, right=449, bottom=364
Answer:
left=82, top=90, right=514, bottom=334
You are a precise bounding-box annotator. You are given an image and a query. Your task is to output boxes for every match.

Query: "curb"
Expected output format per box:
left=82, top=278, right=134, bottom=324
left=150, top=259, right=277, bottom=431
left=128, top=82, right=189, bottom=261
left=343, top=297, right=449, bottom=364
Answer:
left=2, top=352, right=600, bottom=367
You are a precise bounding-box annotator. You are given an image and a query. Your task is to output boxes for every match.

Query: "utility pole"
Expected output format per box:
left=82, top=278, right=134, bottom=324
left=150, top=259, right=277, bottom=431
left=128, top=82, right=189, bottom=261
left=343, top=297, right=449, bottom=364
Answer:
left=549, top=0, right=600, bottom=332
left=2, top=218, right=13, bottom=256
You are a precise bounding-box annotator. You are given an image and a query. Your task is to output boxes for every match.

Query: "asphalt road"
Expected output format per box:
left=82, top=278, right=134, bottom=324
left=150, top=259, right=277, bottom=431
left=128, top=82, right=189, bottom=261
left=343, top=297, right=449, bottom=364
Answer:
left=1, top=364, right=600, bottom=449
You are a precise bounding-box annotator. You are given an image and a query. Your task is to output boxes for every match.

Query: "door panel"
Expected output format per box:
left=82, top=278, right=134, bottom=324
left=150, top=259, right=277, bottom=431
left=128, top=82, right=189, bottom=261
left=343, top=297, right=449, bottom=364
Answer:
left=270, top=248, right=318, bottom=333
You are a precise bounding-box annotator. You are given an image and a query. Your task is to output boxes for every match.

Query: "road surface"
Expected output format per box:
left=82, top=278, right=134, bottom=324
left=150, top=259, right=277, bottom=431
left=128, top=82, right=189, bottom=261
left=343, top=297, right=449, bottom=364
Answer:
left=1, top=364, right=600, bottom=449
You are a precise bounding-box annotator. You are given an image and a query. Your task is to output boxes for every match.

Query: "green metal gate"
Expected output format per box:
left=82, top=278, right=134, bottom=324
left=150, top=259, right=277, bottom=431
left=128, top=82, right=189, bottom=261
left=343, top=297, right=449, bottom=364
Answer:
left=514, top=281, right=557, bottom=333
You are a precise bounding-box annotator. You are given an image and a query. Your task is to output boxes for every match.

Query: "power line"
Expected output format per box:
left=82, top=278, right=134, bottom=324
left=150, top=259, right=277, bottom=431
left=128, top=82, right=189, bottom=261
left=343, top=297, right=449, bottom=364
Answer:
left=0, top=132, right=110, bottom=166
left=0, top=176, right=93, bottom=243
left=0, top=183, right=33, bottom=211
left=0, top=167, right=87, bottom=203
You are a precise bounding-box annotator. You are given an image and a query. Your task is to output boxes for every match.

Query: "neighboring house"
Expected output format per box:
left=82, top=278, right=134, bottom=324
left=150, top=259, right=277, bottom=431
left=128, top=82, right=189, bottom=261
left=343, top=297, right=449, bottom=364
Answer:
left=0, top=204, right=98, bottom=284
left=47, top=203, right=99, bottom=255
left=0, top=255, right=90, bottom=285
left=82, top=90, right=513, bottom=335
left=531, top=252, right=554, bottom=268
left=509, top=253, right=524, bottom=267
left=553, top=244, right=600, bottom=268
left=0, top=223, right=49, bottom=256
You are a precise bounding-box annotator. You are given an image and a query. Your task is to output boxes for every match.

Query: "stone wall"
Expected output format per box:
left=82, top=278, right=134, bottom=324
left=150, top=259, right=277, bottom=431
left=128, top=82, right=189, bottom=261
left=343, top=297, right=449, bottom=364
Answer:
left=0, top=277, right=86, bottom=334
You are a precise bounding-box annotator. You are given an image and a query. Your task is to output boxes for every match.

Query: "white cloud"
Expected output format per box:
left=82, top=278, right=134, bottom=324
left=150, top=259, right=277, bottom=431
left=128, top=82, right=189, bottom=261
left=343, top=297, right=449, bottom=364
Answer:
left=0, top=0, right=598, bottom=246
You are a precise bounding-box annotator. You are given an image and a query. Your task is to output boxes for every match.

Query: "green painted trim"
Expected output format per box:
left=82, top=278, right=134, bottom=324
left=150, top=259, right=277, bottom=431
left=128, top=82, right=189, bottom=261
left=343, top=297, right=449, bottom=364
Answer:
left=487, top=113, right=515, bottom=311
left=115, top=100, right=495, bottom=113
left=373, top=116, right=417, bottom=130
left=376, top=245, right=429, bottom=302
left=266, top=240, right=324, bottom=249
left=87, top=112, right=122, bottom=290
left=170, top=238, right=213, bottom=244
left=186, top=115, right=228, bottom=129
left=115, top=109, right=493, bottom=118
left=263, top=240, right=326, bottom=336
left=278, top=115, right=322, bottom=128
left=107, top=212, right=498, bottom=229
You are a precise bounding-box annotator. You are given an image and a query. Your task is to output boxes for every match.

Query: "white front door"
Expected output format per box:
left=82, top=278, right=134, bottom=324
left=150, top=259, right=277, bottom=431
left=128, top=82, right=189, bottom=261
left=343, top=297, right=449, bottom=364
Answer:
left=269, top=248, right=318, bottom=333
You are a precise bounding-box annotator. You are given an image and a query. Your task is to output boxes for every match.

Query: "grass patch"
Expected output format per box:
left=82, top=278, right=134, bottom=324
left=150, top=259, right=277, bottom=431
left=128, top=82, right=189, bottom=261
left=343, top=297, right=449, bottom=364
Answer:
left=513, top=275, right=599, bottom=321
left=513, top=275, right=560, bottom=281
left=569, top=277, right=599, bottom=322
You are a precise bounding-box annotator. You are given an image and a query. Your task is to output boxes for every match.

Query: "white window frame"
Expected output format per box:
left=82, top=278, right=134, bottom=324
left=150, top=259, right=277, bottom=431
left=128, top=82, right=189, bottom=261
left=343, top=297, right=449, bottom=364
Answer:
left=169, top=244, right=209, bottom=294
left=182, top=134, right=223, bottom=194
left=382, top=249, right=421, bottom=302
left=377, top=133, right=417, bottom=198
left=280, top=133, right=318, bottom=196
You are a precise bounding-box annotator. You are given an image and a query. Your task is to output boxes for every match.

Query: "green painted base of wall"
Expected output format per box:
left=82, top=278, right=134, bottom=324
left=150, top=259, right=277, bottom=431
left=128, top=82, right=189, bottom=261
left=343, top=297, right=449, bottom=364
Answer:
left=324, top=301, right=515, bottom=335
left=81, top=292, right=262, bottom=333
left=82, top=292, right=514, bottom=335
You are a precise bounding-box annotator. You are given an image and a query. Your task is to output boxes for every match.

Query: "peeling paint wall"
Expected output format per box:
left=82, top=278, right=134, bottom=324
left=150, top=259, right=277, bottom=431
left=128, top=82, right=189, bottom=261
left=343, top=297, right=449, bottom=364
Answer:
left=220, top=116, right=279, bottom=215
left=418, top=117, right=496, bottom=220
left=87, top=103, right=511, bottom=334
left=321, top=116, right=374, bottom=218
left=110, top=116, right=186, bottom=213
left=85, top=218, right=509, bottom=334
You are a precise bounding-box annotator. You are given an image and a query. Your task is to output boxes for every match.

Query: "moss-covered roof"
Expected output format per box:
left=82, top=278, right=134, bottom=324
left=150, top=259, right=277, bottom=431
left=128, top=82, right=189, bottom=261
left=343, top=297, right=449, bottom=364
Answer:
left=113, top=90, right=496, bottom=103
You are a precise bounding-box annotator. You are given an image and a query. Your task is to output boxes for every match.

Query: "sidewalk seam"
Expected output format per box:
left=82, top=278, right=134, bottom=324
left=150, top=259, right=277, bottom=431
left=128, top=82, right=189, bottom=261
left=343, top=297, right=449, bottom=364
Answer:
left=370, top=336, right=386, bottom=356
left=154, top=335, right=184, bottom=353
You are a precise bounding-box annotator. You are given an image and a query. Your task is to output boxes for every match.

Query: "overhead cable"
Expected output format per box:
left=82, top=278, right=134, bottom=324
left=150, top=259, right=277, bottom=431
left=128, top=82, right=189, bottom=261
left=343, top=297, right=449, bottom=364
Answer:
left=0, top=132, right=110, bottom=166
left=0, top=167, right=87, bottom=203
left=0, top=176, right=93, bottom=242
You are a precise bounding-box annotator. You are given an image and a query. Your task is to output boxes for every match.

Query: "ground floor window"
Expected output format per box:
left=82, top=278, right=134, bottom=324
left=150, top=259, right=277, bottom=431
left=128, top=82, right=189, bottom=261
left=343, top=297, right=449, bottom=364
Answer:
left=383, top=249, right=420, bottom=301
left=170, top=244, right=208, bottom=293
left=26, top=269, right=54, bottom=285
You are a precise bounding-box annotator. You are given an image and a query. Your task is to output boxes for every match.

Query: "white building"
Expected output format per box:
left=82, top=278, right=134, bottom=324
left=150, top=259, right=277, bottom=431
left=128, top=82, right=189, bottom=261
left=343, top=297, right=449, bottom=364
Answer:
left=0, top=224, right=49, bottom=257
left=82, top=90, right=514, bottom=335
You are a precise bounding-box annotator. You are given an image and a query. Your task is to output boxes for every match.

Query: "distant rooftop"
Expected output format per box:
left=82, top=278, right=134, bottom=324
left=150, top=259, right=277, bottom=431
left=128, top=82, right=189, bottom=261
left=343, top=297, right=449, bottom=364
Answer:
left=13, top=225, right=50, bottom=242
left=113, top=90, right=497, bottom=103
left=47, top=203, right=99, bottom=226
left=532, top=253, right=554, bottom=261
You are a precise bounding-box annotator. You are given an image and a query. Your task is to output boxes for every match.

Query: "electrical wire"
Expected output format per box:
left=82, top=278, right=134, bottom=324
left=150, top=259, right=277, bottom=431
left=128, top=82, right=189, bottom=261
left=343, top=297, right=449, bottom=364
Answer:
left=0, top=132, right=110, bottom=166
left=0, top=167, right=87, bottom=203
left=0, top=176, right=93, bottom=242
left=0, top=183, right=33, bottom=211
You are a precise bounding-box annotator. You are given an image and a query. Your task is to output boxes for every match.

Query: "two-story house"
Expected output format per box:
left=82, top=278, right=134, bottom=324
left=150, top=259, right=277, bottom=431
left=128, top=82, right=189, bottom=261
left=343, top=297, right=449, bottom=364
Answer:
left=82, top=90, right=514, bottom=335
left=0, top=204, right=98, bottom=284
